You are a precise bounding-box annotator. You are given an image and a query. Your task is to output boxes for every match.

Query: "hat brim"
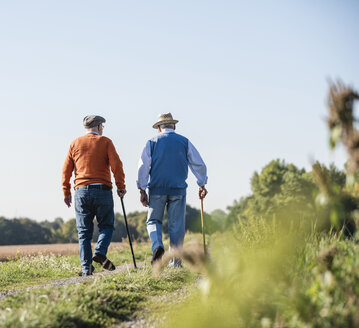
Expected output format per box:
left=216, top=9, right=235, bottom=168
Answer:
left=152, top=119, right=179, bottom=129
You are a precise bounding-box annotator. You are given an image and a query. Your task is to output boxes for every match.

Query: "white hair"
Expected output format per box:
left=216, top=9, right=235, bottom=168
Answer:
left=159, top=123, right=175, bottom=129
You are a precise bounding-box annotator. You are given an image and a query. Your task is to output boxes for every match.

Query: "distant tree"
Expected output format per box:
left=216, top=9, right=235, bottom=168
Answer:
left=40, top=217, right=64, bottom=231
left=210, top=209, right=227, bottom=221
left=0, top=217, right=52, bottom=245
left=54, top=217, right=65, bottom=229
left=60, top=218, right=78, bottom=243
left=184, top=204, right=220, bottom=234
left=125, top=211, right=148, bottom=241
left=93, top=212, right=145, bottom=243
left=110, top=213, right=128, bottom=242
left=225, top=196, right=252, bottom=228
left=225, top=160, right=350, bottom=233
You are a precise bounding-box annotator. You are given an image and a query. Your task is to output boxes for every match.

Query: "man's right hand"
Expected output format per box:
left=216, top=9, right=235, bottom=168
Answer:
left=117, top=189, right=127, bottom=198
left=140, top=190, right=149, bottom=207
left=199, top=186, right=208, bottom=199
left=64, top=195, right=72, bottom=208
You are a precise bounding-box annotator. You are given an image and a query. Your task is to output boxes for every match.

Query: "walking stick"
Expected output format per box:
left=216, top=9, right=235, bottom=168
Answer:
left=120, top=197, right=137, bottom=269
left=200, top=198, right=207, bottom=255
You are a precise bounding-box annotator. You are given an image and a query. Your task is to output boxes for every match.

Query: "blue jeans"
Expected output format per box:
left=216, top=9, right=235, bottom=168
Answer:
left=74, top=186, right=115, bottom=273
left=147, top=194, right=186, bottom=253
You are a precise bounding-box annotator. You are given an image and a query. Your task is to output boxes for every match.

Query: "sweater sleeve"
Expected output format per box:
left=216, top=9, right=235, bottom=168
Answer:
left=136, top=141, right=151, bottom=190
left=188, top=140, right=208, bottom=186
left=62, top=144, right=74, bottom=196
left=108, top=140, right=126, bottom=190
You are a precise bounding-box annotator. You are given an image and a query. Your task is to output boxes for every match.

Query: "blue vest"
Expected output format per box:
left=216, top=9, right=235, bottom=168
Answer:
left=148, top=132, right=189, bottom=195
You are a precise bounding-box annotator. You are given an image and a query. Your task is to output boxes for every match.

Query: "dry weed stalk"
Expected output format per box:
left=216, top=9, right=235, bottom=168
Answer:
left=312, top=162, right=333, bottom=196
left=152, top=241, right=207, bottom=275
left=328, top=81, right=359, bottom=174
left=317, top=245, right=338, bottom=271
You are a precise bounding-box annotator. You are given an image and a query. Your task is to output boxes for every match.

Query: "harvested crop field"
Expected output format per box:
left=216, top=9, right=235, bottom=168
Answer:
left=0, top=242, right=127, bottom=261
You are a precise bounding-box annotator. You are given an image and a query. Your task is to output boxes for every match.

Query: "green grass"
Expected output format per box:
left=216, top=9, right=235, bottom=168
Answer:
left=0, top=266, right=197, bottom=328
left=0, top=242, right=151, bottom=292
left=3, top=226, right=358, bottom=327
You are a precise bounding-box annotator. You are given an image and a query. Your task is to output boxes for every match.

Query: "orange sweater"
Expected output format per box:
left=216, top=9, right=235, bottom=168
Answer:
left=62, top=133, right=126, bottom=196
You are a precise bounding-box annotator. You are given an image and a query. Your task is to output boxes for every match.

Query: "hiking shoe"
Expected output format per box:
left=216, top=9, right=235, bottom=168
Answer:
left=151, top=246, right=165, bottom=265
left=78, top=265, right=95, bottom=276
left=168, top=257, right=182, bottom=268
left=93, top=253, right=116, bottom=271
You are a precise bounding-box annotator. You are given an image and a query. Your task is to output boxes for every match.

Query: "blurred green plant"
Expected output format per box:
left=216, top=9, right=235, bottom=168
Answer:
left=164, top=217, right=359, bottom=327
left=312, top=162, right=358, bottom=237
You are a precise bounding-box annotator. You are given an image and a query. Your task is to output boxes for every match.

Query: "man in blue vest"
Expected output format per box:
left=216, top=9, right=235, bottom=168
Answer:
left=137, top=113, right=208, bottom=267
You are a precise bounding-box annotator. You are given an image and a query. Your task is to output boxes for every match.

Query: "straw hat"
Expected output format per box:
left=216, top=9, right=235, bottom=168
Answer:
left=152, top=113, right=179, bottom=129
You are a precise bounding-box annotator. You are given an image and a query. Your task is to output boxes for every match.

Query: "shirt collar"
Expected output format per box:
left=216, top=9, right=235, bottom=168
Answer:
left=160, top=128, right=175, bottom=134
left=86, top=131, right=100, bottom=135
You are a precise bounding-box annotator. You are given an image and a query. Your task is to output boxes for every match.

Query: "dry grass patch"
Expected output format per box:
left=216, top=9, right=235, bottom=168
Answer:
left=0, top=242, right=126, bottom=261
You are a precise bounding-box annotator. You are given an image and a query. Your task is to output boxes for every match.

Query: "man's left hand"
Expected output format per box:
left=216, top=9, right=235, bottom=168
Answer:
left=117, top=189, right=127, bottom=198
left=140, top=190, right=149, bottom=207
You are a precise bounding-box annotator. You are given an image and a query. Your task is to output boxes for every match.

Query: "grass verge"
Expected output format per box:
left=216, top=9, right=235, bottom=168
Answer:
left=0, top=265, right=197, bottom=328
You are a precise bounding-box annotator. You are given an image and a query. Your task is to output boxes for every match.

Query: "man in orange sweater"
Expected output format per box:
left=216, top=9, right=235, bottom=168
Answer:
left=62, top=115, right=126, bottom=276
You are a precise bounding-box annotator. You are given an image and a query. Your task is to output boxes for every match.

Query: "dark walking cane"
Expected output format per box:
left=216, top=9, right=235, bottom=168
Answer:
left=120, top=197, right=137, bottom=268
left=200, top=198, right=207, bottom=255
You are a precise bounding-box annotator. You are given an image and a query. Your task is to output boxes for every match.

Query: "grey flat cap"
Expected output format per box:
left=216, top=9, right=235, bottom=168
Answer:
left=83, top=115, right=106, bottom=128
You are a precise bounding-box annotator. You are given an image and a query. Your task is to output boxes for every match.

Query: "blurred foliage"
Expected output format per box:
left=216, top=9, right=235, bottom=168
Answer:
left=166, top=217, right=359, bottom=328
left=312, top=162, right=358, bottom=237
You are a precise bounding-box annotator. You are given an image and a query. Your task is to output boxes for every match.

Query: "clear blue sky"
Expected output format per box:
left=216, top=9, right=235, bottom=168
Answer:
left=1, top=0, right=358, bottom=221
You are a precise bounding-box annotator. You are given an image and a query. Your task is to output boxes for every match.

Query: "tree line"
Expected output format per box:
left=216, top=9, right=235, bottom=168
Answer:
left=0, top=205, right=225, bottom=245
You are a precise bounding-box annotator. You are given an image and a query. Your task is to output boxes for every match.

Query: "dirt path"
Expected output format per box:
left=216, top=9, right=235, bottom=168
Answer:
left=0, top=259, right=147, bottom=301
left=114, top=284, right=192, bottom=328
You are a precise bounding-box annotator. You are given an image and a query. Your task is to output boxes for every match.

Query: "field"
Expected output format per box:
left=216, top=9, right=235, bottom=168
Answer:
left=0, top=242, right=130, bottom=261
left=0, top=240, right=155, bottom=292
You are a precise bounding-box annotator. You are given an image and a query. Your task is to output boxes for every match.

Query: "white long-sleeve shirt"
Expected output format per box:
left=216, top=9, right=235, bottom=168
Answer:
left=137, top=129, right=208, bottom=190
